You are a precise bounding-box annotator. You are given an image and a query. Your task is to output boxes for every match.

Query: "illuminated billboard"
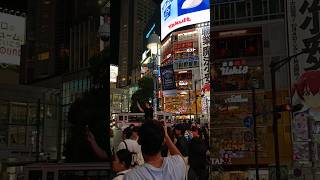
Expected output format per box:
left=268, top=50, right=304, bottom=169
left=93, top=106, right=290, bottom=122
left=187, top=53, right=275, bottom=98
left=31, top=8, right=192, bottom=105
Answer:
left=0, top=12, right=25, bottom=65
left=110, top=65, right=118, bottom=83
left=161, top=0, right=210, bottom=40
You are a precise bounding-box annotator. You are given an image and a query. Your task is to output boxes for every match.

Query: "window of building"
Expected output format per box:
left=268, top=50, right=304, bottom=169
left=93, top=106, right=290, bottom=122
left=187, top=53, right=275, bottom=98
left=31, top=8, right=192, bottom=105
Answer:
left=8, top=126, right=26, bottom=146
left=10, top=103, right=27, bottom=125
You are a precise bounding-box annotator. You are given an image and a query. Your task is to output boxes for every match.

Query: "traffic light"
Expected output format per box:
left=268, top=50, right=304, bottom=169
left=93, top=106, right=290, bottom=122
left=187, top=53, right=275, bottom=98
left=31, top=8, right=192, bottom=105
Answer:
left=274, top=104, right=303, bottom=119
left=275, top=104, right=292, bottom=112
left=275, top=104, right=303, bottom=112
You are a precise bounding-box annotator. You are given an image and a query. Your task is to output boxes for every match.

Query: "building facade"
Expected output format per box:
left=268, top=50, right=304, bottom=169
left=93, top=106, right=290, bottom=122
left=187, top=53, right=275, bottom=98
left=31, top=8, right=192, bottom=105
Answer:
left=20, top=0, right=70, bottom=84
left=210, top=0, right=294, bottom=179
left=117, top=0, right=157, bottom=88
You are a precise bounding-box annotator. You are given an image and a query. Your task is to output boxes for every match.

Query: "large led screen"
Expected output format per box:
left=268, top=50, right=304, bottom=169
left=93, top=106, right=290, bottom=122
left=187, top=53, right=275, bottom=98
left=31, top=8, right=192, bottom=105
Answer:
left=161, top=0, right=210, bottom=40
left=0, top=12, right=25, bottom=65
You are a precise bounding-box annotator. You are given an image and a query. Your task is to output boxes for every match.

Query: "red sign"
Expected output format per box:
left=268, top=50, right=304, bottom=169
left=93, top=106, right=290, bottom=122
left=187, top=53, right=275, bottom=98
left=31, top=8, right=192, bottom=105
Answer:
left=168, top=17, right=191, bottom=29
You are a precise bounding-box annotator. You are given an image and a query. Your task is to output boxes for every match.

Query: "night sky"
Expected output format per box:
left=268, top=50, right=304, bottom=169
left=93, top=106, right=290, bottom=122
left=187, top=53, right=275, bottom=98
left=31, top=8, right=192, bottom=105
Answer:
left=0, top=0, right=28, bottom=12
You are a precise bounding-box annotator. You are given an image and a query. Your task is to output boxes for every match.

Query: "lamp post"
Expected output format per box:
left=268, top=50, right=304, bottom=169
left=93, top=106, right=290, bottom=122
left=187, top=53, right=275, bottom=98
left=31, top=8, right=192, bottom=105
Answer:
left=269, top=51, right=306, bottom=180
left=147, top=32, right=161, bottom=119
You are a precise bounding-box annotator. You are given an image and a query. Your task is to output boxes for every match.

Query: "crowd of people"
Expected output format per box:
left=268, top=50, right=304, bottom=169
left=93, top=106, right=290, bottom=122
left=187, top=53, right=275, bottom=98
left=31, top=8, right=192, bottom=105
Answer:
left=110, top=121, right=210, bottom=180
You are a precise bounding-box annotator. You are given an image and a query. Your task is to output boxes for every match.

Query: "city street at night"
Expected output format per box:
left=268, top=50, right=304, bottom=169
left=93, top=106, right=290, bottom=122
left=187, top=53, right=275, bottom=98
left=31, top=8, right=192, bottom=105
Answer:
left=0, top=0, right=320, bottom=180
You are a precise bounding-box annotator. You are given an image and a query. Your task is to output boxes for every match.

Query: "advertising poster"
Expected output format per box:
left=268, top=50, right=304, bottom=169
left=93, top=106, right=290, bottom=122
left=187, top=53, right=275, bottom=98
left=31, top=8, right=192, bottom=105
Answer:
left=0, top=12, right=25, bottom=65
left=160, top=64, right=177, bottom=96
left=161, top=0, right=210, bottom=40
left=287, top=0, right=320, bottom=163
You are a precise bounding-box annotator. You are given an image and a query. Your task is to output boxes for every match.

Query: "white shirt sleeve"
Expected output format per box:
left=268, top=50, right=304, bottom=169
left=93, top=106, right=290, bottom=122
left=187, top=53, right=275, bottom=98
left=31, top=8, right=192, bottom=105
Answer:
left=117, top=141, right=126, bottom=152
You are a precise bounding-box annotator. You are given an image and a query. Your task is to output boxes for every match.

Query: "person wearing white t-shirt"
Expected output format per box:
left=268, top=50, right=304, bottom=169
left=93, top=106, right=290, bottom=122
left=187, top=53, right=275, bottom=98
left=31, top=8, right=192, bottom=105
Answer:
left=117, top=126, right=144, bottom=165
left=123, top=120, right=187, bottom=180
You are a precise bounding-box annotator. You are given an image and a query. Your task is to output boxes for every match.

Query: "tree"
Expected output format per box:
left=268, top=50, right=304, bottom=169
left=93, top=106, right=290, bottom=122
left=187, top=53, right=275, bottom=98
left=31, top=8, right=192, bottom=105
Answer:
left=64, top=89, right=109, bottom=162
left=130, top=76, right=154, bottom=112
left=64, top=47, right=110, bottom=162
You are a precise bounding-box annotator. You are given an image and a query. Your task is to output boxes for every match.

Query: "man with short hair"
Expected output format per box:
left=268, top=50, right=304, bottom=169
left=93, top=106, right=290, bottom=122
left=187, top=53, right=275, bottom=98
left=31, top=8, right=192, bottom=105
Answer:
left=174, top=124, right=189, bottom=157
left=123, top=120, right=186, bottom=180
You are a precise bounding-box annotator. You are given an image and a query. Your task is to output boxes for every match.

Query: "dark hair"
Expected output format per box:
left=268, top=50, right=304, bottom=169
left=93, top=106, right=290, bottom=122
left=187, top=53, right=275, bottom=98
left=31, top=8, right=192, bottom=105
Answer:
left=123, top=127, right=133, bottom=139
left=188, top=137, right=209, bottom=180
left=188, top=137, right=207, bottom=171
left=132, top=126, right=140, bottom=133
left=138, top=120, right=164, bottom=155
left=116, top=149, right=133, bottom=168
left=174, top=124, right=186, bottom=134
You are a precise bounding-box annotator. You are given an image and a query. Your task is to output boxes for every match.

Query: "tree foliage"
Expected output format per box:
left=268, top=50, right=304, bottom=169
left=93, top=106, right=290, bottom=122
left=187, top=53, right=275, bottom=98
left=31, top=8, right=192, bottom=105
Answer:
left=130, top=76, right=154, bottom=112
left=64, top=47, right=110, bottom=162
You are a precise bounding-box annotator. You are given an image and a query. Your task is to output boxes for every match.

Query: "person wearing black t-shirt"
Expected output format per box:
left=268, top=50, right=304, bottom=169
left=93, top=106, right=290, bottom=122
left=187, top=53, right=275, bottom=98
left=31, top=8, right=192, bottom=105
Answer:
left=137, top=102, right=153, bottom=121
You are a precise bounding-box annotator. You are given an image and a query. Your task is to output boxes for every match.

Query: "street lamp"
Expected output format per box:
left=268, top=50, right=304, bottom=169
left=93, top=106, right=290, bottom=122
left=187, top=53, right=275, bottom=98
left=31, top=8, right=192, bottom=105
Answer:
left=147, top=32, right=161, bottom=119
left=270, top=50, right=306, bottom=180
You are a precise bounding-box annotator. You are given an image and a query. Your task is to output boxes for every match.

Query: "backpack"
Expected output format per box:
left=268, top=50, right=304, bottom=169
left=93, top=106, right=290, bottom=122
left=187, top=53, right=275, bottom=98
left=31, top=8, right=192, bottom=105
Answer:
left=122, top=140, right=144, bottom=166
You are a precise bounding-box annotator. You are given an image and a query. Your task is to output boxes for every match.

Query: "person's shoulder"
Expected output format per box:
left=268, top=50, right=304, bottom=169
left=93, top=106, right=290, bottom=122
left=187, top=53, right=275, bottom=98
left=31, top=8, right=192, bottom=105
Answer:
left=123, top=166, right=147, bottom=180
left=166, top=155, right=184, bottom=164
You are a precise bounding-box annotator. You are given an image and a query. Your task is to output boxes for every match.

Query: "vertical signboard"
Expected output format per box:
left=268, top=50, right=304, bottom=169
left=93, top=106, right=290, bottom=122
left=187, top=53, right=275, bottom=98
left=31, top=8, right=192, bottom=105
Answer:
left=287, top=0, right=320, bottom=164
left=0, top=12, right=25, bottom=65
left=160, top=64, right=177, bottom=96
left=198, top=26, right=210, bottom=114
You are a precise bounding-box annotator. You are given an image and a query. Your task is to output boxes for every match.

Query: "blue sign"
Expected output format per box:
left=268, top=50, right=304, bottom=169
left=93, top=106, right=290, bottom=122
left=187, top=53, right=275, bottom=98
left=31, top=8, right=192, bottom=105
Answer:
left=161, top=0, right=210, bottom=40
left=178, top=0, right=210, bottom=16
left=243, top=116, right=253, bottom=128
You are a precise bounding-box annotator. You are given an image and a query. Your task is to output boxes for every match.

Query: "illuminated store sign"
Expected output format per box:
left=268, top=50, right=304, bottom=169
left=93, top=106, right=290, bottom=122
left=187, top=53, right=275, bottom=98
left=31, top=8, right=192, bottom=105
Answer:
left=161, top=0, right=210, bottom=40
left=110, top=65, right=118, bottom=83
left=220, top=61, right=248, bottom=76
left=225, top=94, right=248, bottom=103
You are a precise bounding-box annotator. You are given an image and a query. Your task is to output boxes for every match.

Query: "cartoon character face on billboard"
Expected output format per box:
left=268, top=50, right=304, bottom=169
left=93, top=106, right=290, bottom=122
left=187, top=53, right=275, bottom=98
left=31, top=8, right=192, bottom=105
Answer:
left=293, top=71, right=320, bottom=111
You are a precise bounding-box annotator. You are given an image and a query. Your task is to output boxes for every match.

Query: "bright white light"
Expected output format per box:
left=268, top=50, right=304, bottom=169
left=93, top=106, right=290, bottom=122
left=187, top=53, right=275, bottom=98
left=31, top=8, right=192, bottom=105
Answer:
left=182, top=0, right=203, bottom=9
left=177, top=31, right=197, bottom=36
left=219, top=30, right=247, bottom=36
left=110, top=65, right=118, bottom=82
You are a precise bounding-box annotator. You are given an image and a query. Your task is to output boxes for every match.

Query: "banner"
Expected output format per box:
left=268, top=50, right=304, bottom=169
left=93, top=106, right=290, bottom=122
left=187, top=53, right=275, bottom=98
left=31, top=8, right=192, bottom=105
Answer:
left=287, top=0, right=320, bottom=164
left=160, top=64, right=177, bottom=96
left=0, top=12, right=25, bottom=65
left=198, top=26, right=210, bottom=88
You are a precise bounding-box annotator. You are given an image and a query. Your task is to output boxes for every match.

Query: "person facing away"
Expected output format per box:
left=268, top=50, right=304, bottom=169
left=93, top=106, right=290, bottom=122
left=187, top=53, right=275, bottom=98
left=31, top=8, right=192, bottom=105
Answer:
left=123, top=120, right=187, bottom=180
left=117, top=126, right=144, bottom=166
left=137, top=101, right=153, bottom=121
left=112, top=149, right=133, bottom=180
left=187, top=137, right=209, bottom=180
left=174, top=124, right=189, bottom=157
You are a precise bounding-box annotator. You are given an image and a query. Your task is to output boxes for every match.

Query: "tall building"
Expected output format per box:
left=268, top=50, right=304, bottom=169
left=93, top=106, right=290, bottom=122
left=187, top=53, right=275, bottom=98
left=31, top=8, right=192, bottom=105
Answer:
left=117, top=0, right=157, bottom=87
left=210, top=0, right=293, bottom=179
left=20, top=0, right=70, bottom=84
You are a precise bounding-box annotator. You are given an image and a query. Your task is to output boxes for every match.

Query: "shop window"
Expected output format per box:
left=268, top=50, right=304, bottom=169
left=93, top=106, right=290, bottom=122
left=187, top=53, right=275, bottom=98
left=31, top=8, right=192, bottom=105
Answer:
left=252, top=0, right=263, bottom=16
left=28, top=105, right=37, bottom=125
left=10, top=104, right=27, bottom=125
left=269, top=0, right=280, bottom=14
left=8, top=126, right=26, bottom=146
left=235, top=1, right=246, bottom=18
left=214, top=34, right=262, bottom=59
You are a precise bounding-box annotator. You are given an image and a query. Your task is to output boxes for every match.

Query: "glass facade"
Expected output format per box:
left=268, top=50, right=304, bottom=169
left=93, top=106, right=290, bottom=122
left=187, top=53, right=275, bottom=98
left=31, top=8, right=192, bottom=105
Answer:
left=212, top=0, right=285, bottom=25
left=62, top=77, right=92, bottom=145
left=0, top=99, right=58, bottom=155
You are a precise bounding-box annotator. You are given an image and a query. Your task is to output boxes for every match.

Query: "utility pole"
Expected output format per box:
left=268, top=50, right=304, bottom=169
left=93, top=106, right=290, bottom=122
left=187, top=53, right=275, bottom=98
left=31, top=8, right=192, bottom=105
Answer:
left=194, top=80, right=198, bottom=121
left=270, top=51, right=306, bottom=180
left=36, top=99, right=41, bottom=162
left=189, top=89, right=192, bottom=121
left=251, top=87, right=259, bottom=180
